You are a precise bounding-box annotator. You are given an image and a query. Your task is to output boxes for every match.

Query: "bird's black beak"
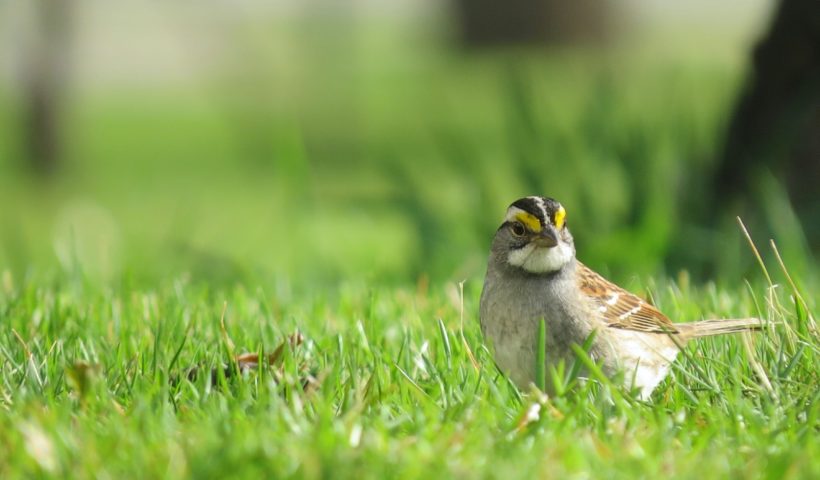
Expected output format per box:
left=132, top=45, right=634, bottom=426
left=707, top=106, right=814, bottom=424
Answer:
left=533, top=226, right=558, bottom=248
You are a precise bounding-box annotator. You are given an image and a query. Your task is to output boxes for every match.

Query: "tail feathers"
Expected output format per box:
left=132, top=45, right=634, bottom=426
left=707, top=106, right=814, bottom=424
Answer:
left=679, top=318, right=764, bottom=338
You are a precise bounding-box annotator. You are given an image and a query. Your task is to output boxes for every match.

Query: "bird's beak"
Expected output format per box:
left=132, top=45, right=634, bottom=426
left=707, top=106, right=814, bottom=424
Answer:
left=533, top=226, right=558, bottom=248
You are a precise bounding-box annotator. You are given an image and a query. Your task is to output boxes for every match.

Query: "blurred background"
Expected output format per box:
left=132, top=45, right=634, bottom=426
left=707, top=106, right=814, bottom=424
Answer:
left=0, top=0, right=817, bottom=288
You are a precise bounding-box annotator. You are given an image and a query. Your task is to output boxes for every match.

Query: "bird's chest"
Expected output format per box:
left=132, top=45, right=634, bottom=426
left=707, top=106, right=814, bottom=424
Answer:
left=479, top=274, right=594, bottom=387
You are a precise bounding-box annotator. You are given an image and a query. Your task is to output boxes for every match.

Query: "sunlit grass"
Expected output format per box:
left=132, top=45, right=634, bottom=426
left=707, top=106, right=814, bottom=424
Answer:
left=0, top=242, right=816, bottom=478
left=0, top=31, right=816, bottom=478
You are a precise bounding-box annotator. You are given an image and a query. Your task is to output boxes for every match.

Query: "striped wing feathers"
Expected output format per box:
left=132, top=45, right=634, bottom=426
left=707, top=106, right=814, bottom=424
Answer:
left=576, top=262, right=678, bottom=334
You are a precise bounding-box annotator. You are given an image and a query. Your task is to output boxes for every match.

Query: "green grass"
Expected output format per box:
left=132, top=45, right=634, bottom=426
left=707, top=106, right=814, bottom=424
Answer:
left=0, top=249, right=816, bottom=478
left=1, top=20, right=817, bottom=478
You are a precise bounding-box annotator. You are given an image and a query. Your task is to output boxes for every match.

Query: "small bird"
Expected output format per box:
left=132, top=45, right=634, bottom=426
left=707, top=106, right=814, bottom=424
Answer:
left=479, top=196, right=762, bottom=399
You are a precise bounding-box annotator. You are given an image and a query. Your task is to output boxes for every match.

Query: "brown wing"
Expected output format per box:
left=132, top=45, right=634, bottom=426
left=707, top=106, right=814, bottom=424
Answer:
left=576, top=262, right=679, bottom=334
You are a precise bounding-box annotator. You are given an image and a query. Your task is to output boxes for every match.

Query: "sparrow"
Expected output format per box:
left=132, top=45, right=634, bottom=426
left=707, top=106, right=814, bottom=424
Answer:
left=479, top=195, right=762, bottom=399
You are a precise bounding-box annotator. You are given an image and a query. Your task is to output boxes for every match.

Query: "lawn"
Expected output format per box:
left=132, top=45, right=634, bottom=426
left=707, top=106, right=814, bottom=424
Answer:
left=0, top=251, right=816, bottom=478
left=0, top=16, right=818, bottom=478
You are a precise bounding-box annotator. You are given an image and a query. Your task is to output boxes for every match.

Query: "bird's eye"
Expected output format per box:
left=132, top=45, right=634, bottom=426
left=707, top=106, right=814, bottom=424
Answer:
left=511, top=222, right=526, bottom=237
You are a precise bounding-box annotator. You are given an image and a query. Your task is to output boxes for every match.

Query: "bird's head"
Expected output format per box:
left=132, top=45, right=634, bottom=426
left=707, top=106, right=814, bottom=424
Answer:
left=491, top=196, right=575, bottom=274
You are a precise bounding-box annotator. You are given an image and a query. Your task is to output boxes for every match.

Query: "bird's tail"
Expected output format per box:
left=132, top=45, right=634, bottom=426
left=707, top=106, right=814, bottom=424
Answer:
left=679, top=318, right=764, bottom=338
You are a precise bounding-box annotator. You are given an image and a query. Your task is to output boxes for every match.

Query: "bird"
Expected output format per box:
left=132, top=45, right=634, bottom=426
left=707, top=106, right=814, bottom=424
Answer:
left=479, top=195, right=763, bottom=399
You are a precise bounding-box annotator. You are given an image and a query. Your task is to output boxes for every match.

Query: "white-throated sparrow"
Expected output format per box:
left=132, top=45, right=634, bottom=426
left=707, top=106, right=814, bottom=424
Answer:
left=479, top=196, right=762, bottom=399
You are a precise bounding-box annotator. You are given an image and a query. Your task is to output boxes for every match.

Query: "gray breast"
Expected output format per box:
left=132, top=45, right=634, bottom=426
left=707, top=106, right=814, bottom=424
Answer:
left=479, top=261, right=594, bottom=388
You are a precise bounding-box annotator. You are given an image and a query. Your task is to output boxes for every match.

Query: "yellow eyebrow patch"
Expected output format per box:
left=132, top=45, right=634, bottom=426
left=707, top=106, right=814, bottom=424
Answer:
left=554, top=206, right=566, bottom=229
left=515, top=212, right=542, bottom=232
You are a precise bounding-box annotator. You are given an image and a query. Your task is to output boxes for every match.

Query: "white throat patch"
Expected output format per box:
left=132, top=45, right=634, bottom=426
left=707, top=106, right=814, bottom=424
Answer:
left=507, top=242, right=573, bottom=273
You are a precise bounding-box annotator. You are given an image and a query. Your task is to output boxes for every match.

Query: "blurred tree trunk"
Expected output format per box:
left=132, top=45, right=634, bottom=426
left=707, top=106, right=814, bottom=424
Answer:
left=23, top=0, right=73, bottom=176
left=715, top=0, right=819, bottom=247
left=452, top=0, right=613, bottom=47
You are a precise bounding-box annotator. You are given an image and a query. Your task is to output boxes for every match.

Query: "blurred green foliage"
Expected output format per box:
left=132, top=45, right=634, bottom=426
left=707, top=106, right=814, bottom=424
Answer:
left=0, top=40, right=814, bottom=288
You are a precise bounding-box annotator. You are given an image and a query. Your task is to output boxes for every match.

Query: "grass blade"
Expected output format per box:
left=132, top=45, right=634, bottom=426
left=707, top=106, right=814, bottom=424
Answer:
left=535, top=318, right=546, bottom=392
